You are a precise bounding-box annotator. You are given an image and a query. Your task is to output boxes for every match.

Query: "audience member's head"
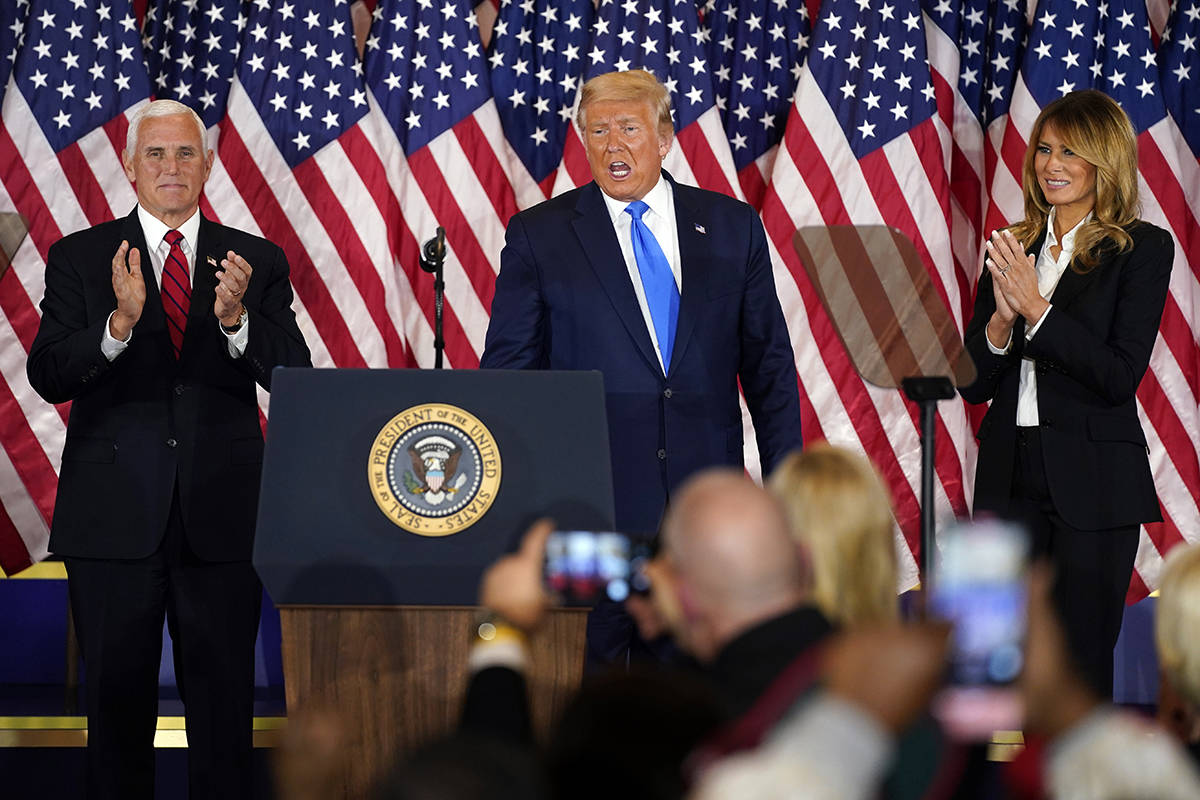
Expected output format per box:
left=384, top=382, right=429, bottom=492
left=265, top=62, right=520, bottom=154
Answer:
left=1156, top=542, right=1200, bottom=747
left=655, top=468, right=809, bottom=662
left=373, top=734, right=547, bottom=800
left=768, top=443, right=899, bottom=626
left=546, top=667, right=724, bottom=800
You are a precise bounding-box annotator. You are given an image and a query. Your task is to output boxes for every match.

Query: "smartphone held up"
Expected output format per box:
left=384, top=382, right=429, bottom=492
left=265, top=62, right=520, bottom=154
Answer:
left=544, top=530, right=651, bottom=606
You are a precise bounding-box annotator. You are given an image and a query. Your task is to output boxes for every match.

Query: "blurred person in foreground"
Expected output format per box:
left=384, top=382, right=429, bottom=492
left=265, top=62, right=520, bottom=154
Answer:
left=458, top=470, right=829, bottom=797
left=1154, top=542, right=1200, bottom=765
left=959, top=89, right=1172, bottom=698
left=767, top=443, right=900, bottom=628
left=639, top=468, right=834, bottom=721
left=458, top=519, right=723, bottom=800
left=1005, top=564, right=1200, bottom=800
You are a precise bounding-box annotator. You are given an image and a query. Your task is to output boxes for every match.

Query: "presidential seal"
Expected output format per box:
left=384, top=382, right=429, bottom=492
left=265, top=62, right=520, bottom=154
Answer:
left=368, top=403, right=502, bottom=536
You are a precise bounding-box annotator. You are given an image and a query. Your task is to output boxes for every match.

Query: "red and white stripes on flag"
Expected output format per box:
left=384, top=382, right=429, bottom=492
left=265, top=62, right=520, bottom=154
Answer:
left=0, top=0, right=148, bottom=573
left=1, top=0, right=1198, bottom=598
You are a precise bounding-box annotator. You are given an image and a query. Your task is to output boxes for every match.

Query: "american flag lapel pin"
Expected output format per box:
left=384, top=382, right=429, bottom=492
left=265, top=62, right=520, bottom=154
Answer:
left=207, top=255, right=218, bottom=268
left=694, top=223, right=706, bottom=235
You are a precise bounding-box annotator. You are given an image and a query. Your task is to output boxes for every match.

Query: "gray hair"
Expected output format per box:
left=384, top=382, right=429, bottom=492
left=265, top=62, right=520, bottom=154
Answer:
left=125, top=100, right=208, bottom=157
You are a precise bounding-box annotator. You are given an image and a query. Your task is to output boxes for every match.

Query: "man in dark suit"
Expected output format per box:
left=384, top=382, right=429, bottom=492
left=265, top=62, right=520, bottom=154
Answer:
left=480, top=70, right=802, bottom=664
left=27, top=99, right=311, bottom=799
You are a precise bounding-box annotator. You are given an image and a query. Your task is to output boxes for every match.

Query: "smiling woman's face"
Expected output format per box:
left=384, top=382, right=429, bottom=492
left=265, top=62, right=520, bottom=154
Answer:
left=1034, top=122, right=1097, bottom=223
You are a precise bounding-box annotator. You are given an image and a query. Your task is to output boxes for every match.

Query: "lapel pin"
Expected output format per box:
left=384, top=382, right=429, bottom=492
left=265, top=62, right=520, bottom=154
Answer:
left=694, top=223, right=706, bottom=235
left=206, top=255, right=218, bottom=267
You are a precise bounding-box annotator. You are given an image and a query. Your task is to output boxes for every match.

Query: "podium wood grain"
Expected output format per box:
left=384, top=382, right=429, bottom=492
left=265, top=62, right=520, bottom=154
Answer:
left=278, top=606, right=587, bottom=798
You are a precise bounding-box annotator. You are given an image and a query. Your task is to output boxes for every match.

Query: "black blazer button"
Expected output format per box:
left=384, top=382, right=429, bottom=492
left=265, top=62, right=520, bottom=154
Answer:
left=166, top=438, right=178, bottom=448
left=657, top=449, right=666, bottom=460
left=174, top=384, right=184, bottom=396
left=663, top=387, right=673, bottom=399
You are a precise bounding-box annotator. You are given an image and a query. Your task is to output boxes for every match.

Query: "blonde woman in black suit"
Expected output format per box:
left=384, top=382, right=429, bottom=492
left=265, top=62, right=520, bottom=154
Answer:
left=961, top=89, right=1173, bottom=698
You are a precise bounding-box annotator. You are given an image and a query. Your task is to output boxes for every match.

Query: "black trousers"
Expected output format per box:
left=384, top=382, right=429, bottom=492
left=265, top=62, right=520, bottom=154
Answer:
left=65, top=487, right=262, bottom=800
left=1010, top=426, right=1140, bottom=699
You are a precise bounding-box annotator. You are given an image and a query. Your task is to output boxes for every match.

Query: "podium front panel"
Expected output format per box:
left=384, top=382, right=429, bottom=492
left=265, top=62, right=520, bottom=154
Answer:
left=254, top=368, right=614, bottom=605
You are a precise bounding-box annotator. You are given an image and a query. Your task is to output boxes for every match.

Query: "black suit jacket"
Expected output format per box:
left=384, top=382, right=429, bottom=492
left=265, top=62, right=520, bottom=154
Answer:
left=27, top=208, right=311, bottom=561
left=960, top=221, right=1172, bottom=531
left=481, top=172, right=803, bottom=534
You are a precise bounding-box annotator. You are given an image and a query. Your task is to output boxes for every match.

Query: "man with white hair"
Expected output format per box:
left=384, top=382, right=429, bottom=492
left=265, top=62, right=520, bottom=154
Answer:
left=27, top=99, right=310, bottom=799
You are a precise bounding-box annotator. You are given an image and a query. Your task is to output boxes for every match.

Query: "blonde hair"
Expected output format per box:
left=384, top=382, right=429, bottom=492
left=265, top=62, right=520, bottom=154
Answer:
left=1156, top=543, right=1200, bottom=711
left=1009, top=89, right=1140, bottom=273
left=767, top=443, right=899, bottom=626
left=576, top=69, right=674, bottom=139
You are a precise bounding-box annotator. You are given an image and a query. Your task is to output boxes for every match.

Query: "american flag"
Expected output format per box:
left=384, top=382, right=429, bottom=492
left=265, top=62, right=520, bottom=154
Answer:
left=2, top=0, right=1198, bottom=604
left=992, top=0, right=1200, bottom=601
left=1160, top=0, right=1200, bottom=160
left=759, top=0, right=974, bottom=589
left=487, top=0, right=594, bottom=205
left=703, top=0, right=811, bottom=209
left=551, top=0, right=743, bottom=198
left=923, top=0, right=1028, bottom=326
left=0, top=0, right=148, bottom=573
left=363, top=0, right=518, bottom=368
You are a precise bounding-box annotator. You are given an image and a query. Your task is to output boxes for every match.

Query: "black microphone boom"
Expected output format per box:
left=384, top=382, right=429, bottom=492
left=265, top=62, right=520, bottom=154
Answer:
left=419, top=226, right=447, bottom=369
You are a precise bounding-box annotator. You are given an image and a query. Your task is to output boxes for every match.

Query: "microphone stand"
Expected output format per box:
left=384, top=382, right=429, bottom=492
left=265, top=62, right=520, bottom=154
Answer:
left=419, top=227, right=446, bottom=369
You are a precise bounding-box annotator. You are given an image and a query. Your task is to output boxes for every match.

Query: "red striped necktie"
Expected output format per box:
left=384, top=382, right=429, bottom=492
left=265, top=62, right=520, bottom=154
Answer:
left=161, top=229, right=190, bottom=358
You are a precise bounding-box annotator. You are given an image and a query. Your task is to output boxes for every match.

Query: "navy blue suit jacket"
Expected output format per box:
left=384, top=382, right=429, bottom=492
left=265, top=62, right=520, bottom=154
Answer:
left=481, top=173, right=803, bottom=534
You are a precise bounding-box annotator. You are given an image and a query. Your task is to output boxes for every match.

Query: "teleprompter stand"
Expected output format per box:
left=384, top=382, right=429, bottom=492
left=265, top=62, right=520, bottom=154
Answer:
left=792, top=226, right=976, bottom=595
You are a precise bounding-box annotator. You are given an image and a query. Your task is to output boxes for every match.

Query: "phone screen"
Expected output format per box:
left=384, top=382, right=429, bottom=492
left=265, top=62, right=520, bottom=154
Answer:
left=545, top=531, right=646, bottom=606
left=930, top=519, right=1029, bottom=739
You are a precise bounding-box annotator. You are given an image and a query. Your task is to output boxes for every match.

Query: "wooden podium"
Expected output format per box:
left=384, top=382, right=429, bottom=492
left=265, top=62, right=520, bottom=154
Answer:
left=278, top=606, right=586, bottom=798
left=254, top=369, right=614, bottom=797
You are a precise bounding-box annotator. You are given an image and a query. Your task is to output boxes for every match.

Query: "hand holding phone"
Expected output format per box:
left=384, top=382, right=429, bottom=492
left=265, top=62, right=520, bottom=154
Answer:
left=929, top=518, right=1029, bottom=740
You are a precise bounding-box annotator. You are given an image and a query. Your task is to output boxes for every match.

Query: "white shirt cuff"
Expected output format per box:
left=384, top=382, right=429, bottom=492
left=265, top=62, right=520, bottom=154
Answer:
left=467, top=640, right=528, bottom=674
left=986, top=325, right=1013, bottom=355
left=101, top=311, right=130, bottom=361
left=222, top=314, right=250, bottom=357
left=1025, top=304, right=1052, bottom=341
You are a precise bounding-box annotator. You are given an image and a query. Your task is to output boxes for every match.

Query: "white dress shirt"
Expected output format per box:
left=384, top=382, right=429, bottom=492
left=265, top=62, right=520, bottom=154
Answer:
left=102, top=205, right=248, bottom=360
left=987, top=208, right=1088, bottom=427
left=599, top=176, right=682, bottom=372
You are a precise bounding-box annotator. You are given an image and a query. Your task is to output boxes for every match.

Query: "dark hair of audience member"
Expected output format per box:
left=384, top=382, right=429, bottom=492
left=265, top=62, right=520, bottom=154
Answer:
left=545, top=667, right=725, bottom=800
left=373, top=733, right=548, bottom=800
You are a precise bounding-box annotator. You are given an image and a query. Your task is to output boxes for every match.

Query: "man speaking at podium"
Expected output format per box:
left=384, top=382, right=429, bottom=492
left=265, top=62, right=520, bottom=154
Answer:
left=27, top=99, right=311, bottom=799
left=481, top=70, right=803, bottom=665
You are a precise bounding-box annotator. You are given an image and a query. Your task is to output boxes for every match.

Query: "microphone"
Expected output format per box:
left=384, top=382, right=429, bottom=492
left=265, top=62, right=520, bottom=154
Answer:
left=419, top=227, right=446, bottom=273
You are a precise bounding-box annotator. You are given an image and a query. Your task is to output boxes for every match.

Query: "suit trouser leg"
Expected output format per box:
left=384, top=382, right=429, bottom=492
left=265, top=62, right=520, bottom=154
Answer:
left=1011, top=426, right=1140, bottom=700
left=166, top=525, right=262, bottom=800
left=65, top=552, right=170, bottom=800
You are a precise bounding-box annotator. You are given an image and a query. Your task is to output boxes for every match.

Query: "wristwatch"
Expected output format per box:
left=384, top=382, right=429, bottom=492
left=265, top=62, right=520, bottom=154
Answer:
left=221, top=306, right=248, bottom=334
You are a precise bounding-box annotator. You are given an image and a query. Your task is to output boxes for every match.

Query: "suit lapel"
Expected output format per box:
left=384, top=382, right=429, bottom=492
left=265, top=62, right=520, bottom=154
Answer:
left=667, top=175, right=711, bottom=378
left=571, top=183, right=662, bottom=374
left=188, top=215, right=222, bottom=346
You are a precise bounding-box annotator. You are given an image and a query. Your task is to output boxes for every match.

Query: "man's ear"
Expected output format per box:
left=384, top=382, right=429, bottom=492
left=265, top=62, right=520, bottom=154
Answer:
left=658, top=132, right=673, bottom=159
left=122, top=151, right=136, bottom=183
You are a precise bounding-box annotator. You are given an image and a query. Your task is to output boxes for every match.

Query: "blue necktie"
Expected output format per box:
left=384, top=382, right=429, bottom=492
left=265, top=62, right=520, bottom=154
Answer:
left=624, top=200, right=679, bottom=369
